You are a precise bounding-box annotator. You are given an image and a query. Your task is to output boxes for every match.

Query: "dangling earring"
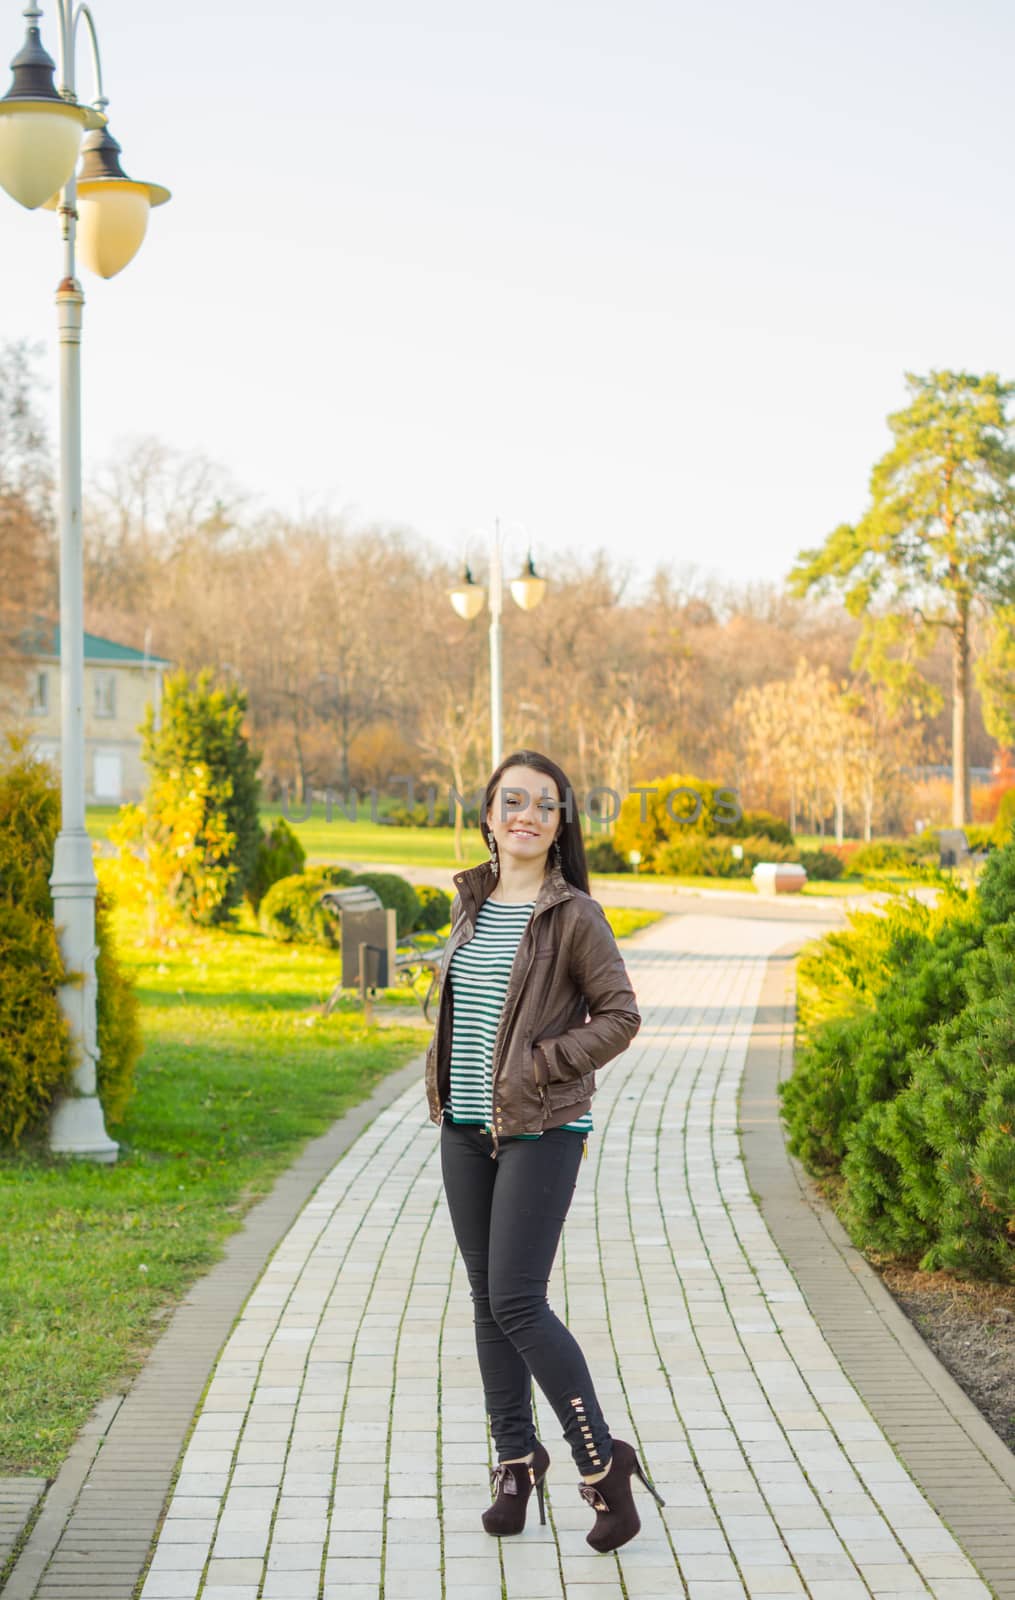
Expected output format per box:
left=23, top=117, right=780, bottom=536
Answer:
left=488, top=834, right=499, bottom=875
left=553, top=838, right=562, bottom=870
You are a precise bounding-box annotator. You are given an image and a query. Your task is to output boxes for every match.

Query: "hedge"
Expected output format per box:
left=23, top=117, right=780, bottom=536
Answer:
left=0, top=736, right=140, bottom=1144
left=780, top=837, right=1015, bottom=1280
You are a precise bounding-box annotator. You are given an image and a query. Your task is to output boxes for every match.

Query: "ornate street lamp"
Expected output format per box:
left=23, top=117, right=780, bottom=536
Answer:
left=0, top=0, right=170, bottom=1161
left=447, top=524, right=548, bottom=768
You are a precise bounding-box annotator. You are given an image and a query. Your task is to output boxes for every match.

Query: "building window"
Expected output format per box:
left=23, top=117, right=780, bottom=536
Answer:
left=94, top=671, right=116, bottom=719
left=29, top=669, right=49, bottom=715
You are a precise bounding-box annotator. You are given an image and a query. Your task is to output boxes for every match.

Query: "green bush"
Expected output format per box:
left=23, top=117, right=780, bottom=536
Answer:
left=413, top=885, right=452, bottom=933
left=584, top=837, right=631, bottom=873
left=385, top=796, right=480, bottom=829
left=848, top=839, right=919, bottom=873
left=0, top=736, right=140, bottom=1143
left=993, top=789, right=1015, bottom=848
left=140, top=669, right=262, bottom=924
left=965, top=823, right=996, bottom=852
left=652, top=835, right=736, bottom=877
left=840, top=923, right=1015, bottom=1279
left=349, top=872, right=420, bottom=938
left=652, top=834, right=797, bottom=878
left=246, top=816, right=306, bottom=913
left=739, top=835, right=800, bottom=868
left=258, top=865, right=355, bottom=946
left=781, top=835, right=1015, bottom=1279
left=782, top=888, right=981, bottom=1172
left=0, top=902, right=73, bottom=1146
left=613, top=773, right=740, bottom=866
left=798, top=847, right=845, bottom=881
left=94, top=883, right=142, bottom=1124
left=734, top=809, right=795, bottom=846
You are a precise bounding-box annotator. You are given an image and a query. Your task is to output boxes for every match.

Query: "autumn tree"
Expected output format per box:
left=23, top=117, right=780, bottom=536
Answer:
left=975, top=605, right=1015, bottom=749
left=0, top=340, right=55, bottom=701
left=791, top=372, right=1015, bottom=824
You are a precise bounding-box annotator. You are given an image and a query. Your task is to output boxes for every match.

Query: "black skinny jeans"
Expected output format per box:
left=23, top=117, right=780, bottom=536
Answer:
left=440, top=1118, right=613, bottom=1474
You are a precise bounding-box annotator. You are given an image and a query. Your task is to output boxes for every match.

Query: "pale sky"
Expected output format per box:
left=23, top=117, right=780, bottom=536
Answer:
left=2, top=0, right=1012, bottom=592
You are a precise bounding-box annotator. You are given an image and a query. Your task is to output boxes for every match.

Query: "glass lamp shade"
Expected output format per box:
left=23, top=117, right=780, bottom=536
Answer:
left=77, top=180, right=152, bottom=276
left=509, top=553, right=547, bottom=611
left=64, top=126, right=170, bottom=277
left=448, top=574, right=486, bottom=621
left=0, top=100, right=87, bottom=208
left=509, top=572, right=547, bottom=611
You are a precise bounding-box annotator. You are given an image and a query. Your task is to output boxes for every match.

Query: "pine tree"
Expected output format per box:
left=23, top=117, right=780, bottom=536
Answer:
left=790, top=371, right=1015, bottom=826
left=139, top=669, right=261, bottom=923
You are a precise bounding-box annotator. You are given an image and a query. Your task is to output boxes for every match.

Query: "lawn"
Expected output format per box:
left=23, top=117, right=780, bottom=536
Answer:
left=0, top=902, right=430, bottom=1479
left=86, top=806, right=889, bottom=897
left=0, top=896, right=659, bottom=1481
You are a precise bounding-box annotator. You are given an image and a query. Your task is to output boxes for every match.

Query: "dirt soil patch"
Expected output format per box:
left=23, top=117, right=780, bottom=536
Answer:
left=873, top=1262, right=1015, bottom=1453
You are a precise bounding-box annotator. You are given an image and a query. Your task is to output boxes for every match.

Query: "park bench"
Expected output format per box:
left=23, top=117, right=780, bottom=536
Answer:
left=319, top=885, right=448, bottom=1023
left=937, top=829, right=989, bottom=870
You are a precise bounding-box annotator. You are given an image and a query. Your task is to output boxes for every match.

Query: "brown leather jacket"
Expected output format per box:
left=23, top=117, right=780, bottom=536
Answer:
left=424, top=859, right=641, bottom=1156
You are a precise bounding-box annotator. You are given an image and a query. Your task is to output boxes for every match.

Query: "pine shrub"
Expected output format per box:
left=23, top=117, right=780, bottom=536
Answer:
left=413, top=885, right=452, bottom=933
left=349, top=872, right=420, bottom=938
left=0, top=735, right=139, bottom=1143
left=843, top=926, right=1015, bottom=1279
left=140, top=669, right=261, bottom=923
left=797, top=847, right=844, bottom=880
left=258, top=866, right=355, bottom=946
left=734, top=809, right=795, bottom=846
left=781, top=889, right=980, bottom=1172
left=781, top=833, right=1015, bottom=1280
left=653, top=834, right=797, bottom=878
left=0, top=902, right=73, bottom=1145
left=246, top=816, right=306, bottom=913
left=849, top=839, right=920, bottom=873
left=583, top=837, right=631, bottom=873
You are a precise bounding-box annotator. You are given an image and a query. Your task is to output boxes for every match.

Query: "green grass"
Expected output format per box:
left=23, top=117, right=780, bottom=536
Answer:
left=0, top=896, right=658, bottom=1479
left=86, top=801, right=493, bottom=872
left=0, top=903, right=429, bottom=1477
left=87, top=806, right=882, bottom=896
left=590, top=871, right=875, bottom=897
left=601, top=908, right=661, bottom=938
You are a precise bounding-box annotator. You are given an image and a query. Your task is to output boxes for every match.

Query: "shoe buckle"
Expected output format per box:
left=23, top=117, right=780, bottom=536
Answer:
left=579, top=1482, right=609, bottom=1512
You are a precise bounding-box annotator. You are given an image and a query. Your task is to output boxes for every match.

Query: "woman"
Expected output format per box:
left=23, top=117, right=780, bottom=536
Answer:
left=424, top=750, right=665, bottom=1552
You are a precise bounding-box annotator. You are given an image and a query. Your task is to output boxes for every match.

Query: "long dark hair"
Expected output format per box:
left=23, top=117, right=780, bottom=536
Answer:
left=480, top=749, right=590, bottom=895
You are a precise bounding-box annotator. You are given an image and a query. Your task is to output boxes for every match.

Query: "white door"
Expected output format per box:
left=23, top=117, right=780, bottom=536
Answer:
left=93, top=750, right=122, bottom=800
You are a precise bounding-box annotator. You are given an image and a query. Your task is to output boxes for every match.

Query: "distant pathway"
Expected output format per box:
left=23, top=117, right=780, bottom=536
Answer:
left=133, top=911, right=993, bottom=1600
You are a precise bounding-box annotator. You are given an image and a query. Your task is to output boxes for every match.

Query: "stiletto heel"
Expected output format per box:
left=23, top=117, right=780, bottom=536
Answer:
left=632, top=1456, right=666, bottom=1507
left=482, top=1439, right=550, bottom=1536
left=579, top=1437, right=664, bottom=1553
left=535, top=1477, right=546, bottom=1525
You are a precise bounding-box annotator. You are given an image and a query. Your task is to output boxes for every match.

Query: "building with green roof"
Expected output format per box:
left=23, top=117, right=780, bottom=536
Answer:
left=20, top=621, right=172, bottom=803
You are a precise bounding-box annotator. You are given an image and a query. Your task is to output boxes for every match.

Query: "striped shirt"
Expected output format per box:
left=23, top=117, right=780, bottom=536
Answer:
left=446, top=897, right=593, bottom=1138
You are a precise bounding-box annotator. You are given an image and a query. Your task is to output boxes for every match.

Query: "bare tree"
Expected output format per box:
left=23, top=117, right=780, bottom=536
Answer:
left=0, top=339, right=56, bottom=704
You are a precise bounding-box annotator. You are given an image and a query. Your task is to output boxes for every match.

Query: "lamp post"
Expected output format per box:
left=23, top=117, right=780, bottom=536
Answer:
left=447, top=521, right=548, bottom=770
left=0, top=0, right=169, bottom=1161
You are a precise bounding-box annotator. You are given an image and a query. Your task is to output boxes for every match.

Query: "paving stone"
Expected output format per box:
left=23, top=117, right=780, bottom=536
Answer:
left=21, top=911, right=1014, bottom=1600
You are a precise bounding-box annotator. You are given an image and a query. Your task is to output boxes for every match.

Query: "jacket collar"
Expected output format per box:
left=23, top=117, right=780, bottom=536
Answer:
left=452, top=860, right=573, bottom=921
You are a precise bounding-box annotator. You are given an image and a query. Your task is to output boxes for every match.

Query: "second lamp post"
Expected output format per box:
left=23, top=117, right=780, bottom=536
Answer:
left=447, top=522, right=547, bottom=770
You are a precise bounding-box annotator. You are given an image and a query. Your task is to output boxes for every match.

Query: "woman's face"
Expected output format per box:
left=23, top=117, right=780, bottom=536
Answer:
left=486, top=764, right=562, bottom=873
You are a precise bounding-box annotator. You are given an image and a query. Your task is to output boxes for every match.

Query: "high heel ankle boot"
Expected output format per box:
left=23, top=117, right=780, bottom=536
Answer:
left=482, top=1439, right=550, bottom=1535
left=579, top=1437, right=665, bottom=1553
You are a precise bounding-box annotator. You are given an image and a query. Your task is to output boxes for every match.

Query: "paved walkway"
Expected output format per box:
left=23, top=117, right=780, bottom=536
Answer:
left=126, top=911, right=998, bottom=1600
